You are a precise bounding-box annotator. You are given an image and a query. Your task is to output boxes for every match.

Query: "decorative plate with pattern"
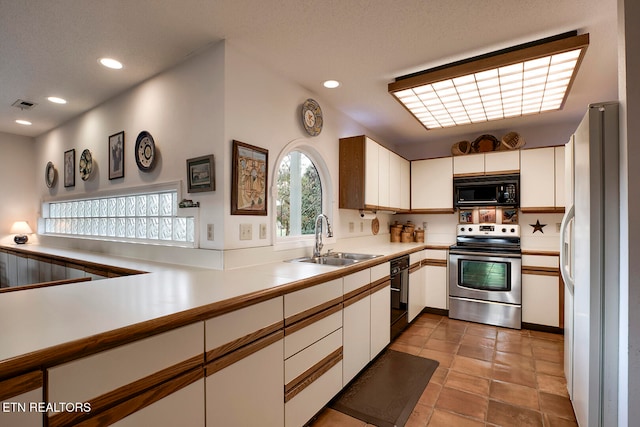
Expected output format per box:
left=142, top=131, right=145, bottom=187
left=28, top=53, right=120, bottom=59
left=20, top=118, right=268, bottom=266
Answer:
left=301, top=98, right=323, bottom=136
left=79, top=149, right=93, bottom=181
left=45, top=161, right=57, bottom=188
left=135, top=130, right=157, bottom=171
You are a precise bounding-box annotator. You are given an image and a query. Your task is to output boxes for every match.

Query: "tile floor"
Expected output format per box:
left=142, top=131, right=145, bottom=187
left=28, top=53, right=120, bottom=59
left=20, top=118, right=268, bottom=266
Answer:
left=311, top=313, right=577, bottom=427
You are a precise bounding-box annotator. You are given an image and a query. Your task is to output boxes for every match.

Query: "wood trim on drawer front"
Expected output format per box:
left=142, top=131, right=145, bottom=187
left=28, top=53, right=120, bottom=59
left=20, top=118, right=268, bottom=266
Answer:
left=521, top=250, right=560, bottom=257
left=522, top=266, right=559, bottom=276
left=284, top=347, right=343, bottom=402
left=72, top=367, right=204, bottom=427
left=409, top=208, right=456, bottom=214
left=409, top=264, right=421, bottom=274
left=520, top=207, right=565, bottom=214
left=47, top=355, right=203, bottom=427
left=285, top=303, right=342, bottom=336
left=284, top=296, right=343, bottom=327
left=0, top=370, right=43, bottom=401
left=206, top=320, right=284, bottom=362
left=343, top=287, right=371, bottom=308
left=205, top=330, right=284, bottom=377
left=371, top=279, right=391, bottom=294
left=370, top=276, right=390, bottom=290
left=423, top=259, right=447, bottom=267
left=0, top=277, right=92, bottom=293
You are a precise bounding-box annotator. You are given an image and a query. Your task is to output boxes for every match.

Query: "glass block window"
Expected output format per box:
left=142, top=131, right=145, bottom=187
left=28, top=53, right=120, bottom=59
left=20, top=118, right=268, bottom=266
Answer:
left=43, top=190, right=195, bottom=246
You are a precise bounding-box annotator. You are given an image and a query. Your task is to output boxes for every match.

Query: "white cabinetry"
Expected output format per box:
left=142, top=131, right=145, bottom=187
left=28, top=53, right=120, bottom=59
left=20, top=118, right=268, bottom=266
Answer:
left=205, top=297, right=284, bottom=427
left=411, top=157, right=454, bottom=212
left=370, top=262, right=390, bottom=357
left=408, top=251, right=425, bottom=322
left=453, top=151, right=519, bottom=176
left=342, top=269, right=371, bottom=385
left=339, top=135, right=410, bottom=211
left=0, top=371, right=43, bottom=427
left=424, top=250, right=448, bottom=310
left=520, top=147, right=565, bottom=212
left=522, top=255, right=561, bottom=328
left=400, top=158, right=411, bottom=211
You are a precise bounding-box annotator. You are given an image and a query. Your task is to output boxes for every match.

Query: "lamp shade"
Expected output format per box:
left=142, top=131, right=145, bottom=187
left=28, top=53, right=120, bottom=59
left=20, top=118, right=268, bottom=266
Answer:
left=10, top=221, right=33, bottom=235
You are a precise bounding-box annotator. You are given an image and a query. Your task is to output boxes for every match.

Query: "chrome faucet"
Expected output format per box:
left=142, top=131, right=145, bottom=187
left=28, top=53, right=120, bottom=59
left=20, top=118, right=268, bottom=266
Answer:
left=313, top=214, right=333, bottom=257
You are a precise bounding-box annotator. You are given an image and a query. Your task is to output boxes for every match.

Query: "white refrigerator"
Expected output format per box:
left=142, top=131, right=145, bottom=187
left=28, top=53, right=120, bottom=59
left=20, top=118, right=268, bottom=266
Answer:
left=560, top=102, right=619, bottom=427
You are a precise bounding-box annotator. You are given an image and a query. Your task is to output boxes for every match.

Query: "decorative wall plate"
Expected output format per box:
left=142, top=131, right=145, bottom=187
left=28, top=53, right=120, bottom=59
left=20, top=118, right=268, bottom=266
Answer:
left=301, top=98, right=323, bottom=136
left=135, top=130, right=157, bottom=171
left=79, top=149, right=93, bottom=181
left=45, top=161, right=57, bottom=188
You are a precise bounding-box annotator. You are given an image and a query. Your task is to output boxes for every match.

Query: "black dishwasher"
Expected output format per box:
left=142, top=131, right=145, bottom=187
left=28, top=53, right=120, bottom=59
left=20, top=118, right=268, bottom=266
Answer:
left=390, top=254, right=409, bottom=341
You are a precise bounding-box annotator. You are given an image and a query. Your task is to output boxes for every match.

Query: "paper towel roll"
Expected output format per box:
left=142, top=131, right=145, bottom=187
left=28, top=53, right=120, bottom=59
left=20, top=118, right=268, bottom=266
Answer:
left=359, top=211, right=377, bottom=220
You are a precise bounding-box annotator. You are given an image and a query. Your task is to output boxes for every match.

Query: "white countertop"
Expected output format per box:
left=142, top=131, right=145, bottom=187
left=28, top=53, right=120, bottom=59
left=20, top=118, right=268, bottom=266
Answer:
left=0, top=241, right=435, bottom=377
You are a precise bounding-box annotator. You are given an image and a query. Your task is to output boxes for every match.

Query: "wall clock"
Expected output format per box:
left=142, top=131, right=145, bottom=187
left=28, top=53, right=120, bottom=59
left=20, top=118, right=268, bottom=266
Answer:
left=135, top=130, right=157, bottom=172
left=79, top=149, right=94, bottom=181
left=301, top=98, right=323, bottom=136
left=45, top=161, right=57, bottom=188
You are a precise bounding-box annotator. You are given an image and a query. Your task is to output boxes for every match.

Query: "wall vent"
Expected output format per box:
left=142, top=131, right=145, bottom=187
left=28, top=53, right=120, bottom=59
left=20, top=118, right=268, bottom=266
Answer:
left=12, top=99, right=38, bottom=110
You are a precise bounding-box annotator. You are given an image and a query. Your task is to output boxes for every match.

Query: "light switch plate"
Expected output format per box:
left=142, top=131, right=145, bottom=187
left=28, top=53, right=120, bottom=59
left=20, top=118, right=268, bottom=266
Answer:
left=240, top=224, right=252, bottom=240
left=207, top=224, right=214, bottom=241
left=259, top=223, right=267, bottom=239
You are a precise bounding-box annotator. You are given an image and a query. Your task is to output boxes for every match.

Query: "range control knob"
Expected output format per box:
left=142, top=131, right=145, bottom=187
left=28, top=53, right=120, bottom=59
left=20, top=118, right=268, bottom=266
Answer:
left=501, top=228, right=507, bottom=233
left=511, top=228, right=516, bottom=233
left=460, top=227, right=465, bottom=232
left=467, top=227, right=473, bottom=232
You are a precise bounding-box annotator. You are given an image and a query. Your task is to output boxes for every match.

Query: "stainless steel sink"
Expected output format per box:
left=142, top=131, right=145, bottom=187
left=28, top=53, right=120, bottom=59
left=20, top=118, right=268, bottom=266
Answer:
left=285, top=252, right=381, bottom=267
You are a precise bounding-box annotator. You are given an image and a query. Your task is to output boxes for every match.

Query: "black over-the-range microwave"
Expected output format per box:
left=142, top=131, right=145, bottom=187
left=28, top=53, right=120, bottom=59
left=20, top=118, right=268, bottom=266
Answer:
left=453, top=174, right=520, bottom=207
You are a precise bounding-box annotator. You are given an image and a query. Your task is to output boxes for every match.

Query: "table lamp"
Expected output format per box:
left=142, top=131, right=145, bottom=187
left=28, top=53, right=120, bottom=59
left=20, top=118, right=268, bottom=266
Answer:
left=10, top=221, right=33, bottom=244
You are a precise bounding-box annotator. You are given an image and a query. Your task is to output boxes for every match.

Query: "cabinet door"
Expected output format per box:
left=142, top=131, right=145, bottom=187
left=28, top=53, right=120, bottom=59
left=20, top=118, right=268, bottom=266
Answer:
left=388, top=151, right=401, bottom=210
left=453, top=153, right=484, bottom=175
left=400, top=158, right=411, bottom=210
left=411, top=157, right=453, bottom=210
left=520, top=147, right=555, bottom=209
left=424, top=265, right=448, bottom=310
left=364, top=137, right=379, bottom=207
left=555, top=146, right=565, bottom=208
left=370, top=283, right=390, bottom=358
left=207, top=338, right=283, bottom=427
left=484, top=151, right=520, bottom=173
left=16, top=254, right=28, bottom=286
left=343, top=295, right=370, bottom=384
left=0, top=250, right=7, bottom=286
left=0, top=371, right=43, bottom=427
left=378, top=145, right=390, bottom=209
left=6, top=253, right=18, bottom=286
left=408, top=266, right=425, bottom=322
left=522, top=273, right=560, bottom=327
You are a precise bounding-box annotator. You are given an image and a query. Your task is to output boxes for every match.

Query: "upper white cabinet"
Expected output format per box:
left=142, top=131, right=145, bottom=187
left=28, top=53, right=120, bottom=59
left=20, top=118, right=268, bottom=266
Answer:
left=453, top=151, right=519, bottom=176
left=411, top=157, right=454, bottom=212
left=400, top=158, right=411, bottom=211
left=339, top=135, right=409, bottom=211
left=520, top=146, right=565, bottom=212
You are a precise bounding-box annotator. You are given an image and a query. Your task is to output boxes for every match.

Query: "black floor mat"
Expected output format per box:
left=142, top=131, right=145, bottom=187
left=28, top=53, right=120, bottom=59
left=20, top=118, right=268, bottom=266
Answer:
left=330, top=349, right=439, bottom=427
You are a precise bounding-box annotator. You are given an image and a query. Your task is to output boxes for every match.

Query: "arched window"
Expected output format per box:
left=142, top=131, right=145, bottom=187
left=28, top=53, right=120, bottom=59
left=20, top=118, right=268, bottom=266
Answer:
left=274, top=145, right=331, bottom=244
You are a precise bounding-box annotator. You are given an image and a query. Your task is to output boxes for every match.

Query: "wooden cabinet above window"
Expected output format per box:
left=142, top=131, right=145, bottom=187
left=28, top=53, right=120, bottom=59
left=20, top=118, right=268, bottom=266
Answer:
left=339, top=135, right=409, bottom=211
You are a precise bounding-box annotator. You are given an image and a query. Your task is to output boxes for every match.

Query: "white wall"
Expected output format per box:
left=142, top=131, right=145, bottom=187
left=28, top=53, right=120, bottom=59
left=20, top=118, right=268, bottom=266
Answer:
left=0, top=132, right=37, bottom=244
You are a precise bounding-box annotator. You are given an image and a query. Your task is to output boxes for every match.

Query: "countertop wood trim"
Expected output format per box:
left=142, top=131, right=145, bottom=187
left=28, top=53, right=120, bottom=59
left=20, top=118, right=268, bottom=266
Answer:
left=0, top=244, right=427, bottom=382
left=0, top=370, right=43, bottom=401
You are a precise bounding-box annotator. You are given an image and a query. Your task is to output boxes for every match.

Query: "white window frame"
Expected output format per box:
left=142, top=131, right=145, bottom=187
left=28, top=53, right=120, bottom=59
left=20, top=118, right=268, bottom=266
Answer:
left=271, top=140, right=334, bottom=251
left=39, top=181, right=198, bottom=248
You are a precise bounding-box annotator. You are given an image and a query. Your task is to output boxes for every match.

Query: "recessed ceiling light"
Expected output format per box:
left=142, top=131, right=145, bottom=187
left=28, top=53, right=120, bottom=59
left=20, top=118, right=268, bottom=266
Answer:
left=99, top=57, right=123, bottom=70
left=16, top=120, right=32, bottom=126
left=388, top=31, right=589, bottom=130
left=47, top=96, right=67, bottom=104
left=323, top=80, right=340, bottom=89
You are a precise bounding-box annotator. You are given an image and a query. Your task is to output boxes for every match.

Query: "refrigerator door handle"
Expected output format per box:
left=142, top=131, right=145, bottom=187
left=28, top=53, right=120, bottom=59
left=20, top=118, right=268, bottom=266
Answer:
left=560, top=204, right=575, bottom=294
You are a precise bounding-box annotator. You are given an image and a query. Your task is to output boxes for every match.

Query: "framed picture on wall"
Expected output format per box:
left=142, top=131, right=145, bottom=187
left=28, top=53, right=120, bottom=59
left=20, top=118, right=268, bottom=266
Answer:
left=459, top=209, right=474, bottom=223
left=187, top=154, right=215, bottom=193
left=64, top=149, right=75, bottom=187
left=231, top=140, right=268, bottom=215
left=479, top=207, right=496, bottom=223
left=108, top=131, right=125, bottom=180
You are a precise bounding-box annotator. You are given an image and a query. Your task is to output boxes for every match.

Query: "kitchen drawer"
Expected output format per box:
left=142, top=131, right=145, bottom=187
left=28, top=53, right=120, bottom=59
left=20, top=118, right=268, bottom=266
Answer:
left=205, top=296, right=283, bottom=358
left=285, top=328, right=342, bottom=385
left=284, top=278, right=342, bottom=324
left=0, top=371, right=43, bottom=427
left=47, top=322, right=203, bottom=409
left=343, top=269, right=370, bottom=296
left=285, top=355, right=342, bottom=427
left=522, top=255, right=559, bottom=268
left=370, top=262, right=389, bottom=282
left=409, top=250, right=424, bottom=266
left=285, top=307, right=342, bottom=359
left=425, top=249, right=447, bottom=260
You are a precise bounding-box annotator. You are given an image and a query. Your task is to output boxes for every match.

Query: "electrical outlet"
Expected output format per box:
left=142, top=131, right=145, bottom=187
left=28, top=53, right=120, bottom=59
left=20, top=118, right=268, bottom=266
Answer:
left=423, top=222, right=428, bottom=231
left=207, top=224, right=214, bottom=241
left=240, top=224, right=252, bottom=240
left=349, top=222, right=354, bottom=233
left=259, top=223, right=267, bottom=239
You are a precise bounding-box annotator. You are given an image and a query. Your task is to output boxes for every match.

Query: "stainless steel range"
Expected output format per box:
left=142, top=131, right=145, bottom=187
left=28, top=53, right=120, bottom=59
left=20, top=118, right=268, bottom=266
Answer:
left=449, top=224, right=522, bottom=329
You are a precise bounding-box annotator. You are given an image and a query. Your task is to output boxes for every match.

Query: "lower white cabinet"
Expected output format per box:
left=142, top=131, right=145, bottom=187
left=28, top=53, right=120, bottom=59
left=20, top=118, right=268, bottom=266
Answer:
left=522, top=273, right=560, bottom=327
left=370, top=282, right=390, bottom=358
left=206, top=338, right=284, bottom=427
left=343, top=293, right=371, bottom=384
left=0, top=371, right=43, bottom=427
left=408, top=265, right=425, bottom=322
left=424, top=250, right=448, bottom=310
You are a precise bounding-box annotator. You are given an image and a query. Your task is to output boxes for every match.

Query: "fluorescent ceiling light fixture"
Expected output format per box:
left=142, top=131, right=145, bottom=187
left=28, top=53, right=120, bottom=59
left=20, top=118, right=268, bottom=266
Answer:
left=47, top=96, right=67, bottom=104
left=323, top=80, right=340, bottom=88
left=15, top=119, right=32, bottom=126
left=99, top=57, right=123, bottom=69
left=388, top=31, right=589, bottom=130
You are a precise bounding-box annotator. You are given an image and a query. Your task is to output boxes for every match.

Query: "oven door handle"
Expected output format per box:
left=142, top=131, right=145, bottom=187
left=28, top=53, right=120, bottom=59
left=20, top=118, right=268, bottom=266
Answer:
left=390, top=287, right=401, bottom=292
left=449, top=250, right=521, bottom=259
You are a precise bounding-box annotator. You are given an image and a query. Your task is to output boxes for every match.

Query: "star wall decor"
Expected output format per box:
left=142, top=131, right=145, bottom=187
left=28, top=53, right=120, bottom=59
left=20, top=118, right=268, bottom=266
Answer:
left=530, top=219, right=547, bottom=234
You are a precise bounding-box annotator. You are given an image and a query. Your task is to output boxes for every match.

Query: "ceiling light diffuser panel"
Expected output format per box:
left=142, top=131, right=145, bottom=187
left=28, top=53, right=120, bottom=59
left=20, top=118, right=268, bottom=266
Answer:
left=388, top=32, right=589, bottom=130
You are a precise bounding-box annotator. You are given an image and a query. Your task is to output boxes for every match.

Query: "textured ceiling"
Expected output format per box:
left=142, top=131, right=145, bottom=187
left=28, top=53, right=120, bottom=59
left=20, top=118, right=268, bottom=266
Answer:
left=0, top=0, right=618, bottom=155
